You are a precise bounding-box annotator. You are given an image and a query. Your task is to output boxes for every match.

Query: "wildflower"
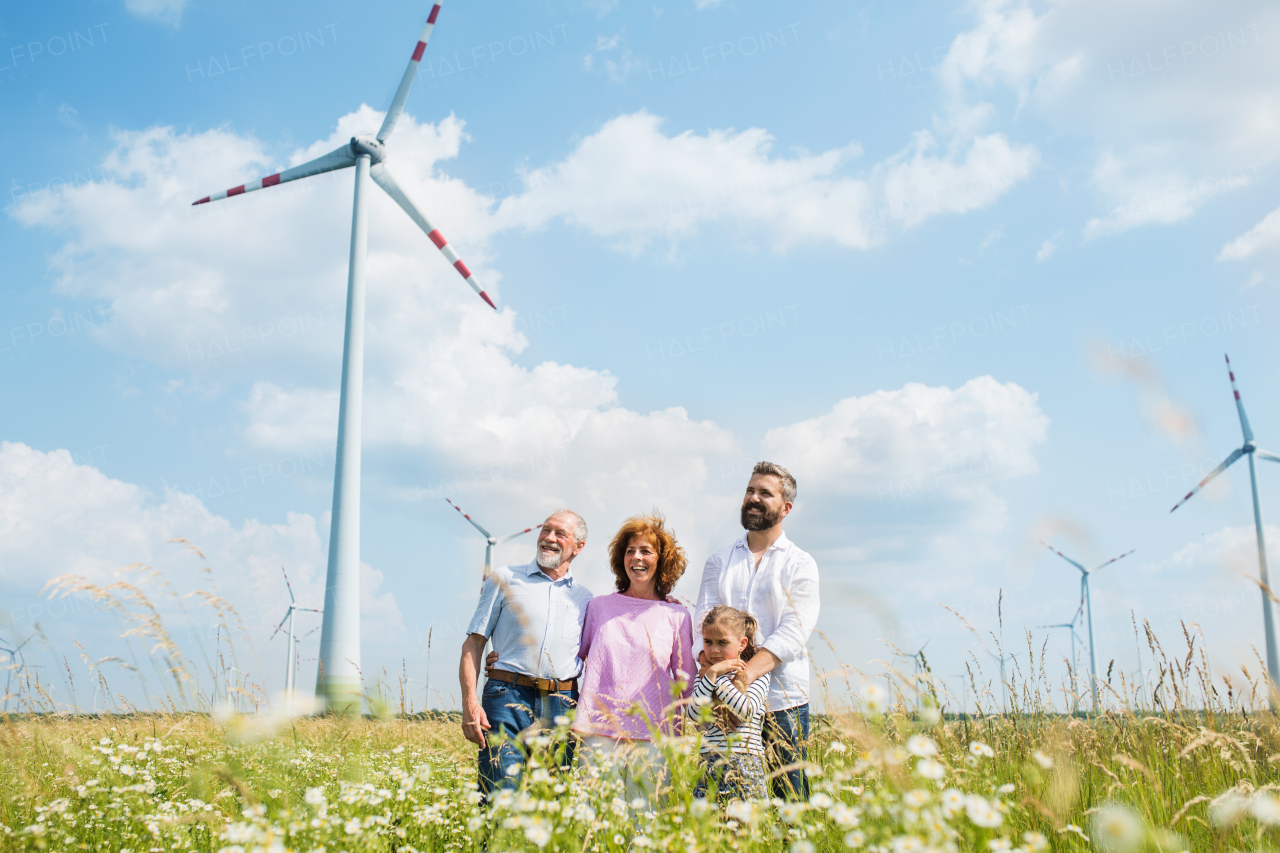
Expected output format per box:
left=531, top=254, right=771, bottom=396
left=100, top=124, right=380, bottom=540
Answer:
left=119, top=765, right=135, bottom=776
left=344, top=817, right=362, bottom=835
left=920, top=705, right=942, bottom=725
left=525, top=822, right=552, bottom=848
left=906, top=735, right=937, bottom=757
left=965, top=795, right=1003, bottom=828
left=531, top=769, right=553, bottom=784
left=304, top=788, right=326, bottom=806
left=630, top=797, right=646, bottom=810
left=725, top=801, right=754, bottom=824
left=831, top=803, right=859, bottom=828
left=554, top=715, right=570, bottom=726
left=779, top=802, right=807, bottom=823
left=988, top=839, right=1012, bottom=852
left=1032, top=750, right=1053, bottom=769
left=792, top=843, right=816, bottom=853
left=391, top=745, right=405, bottom=754
left=916, top=758, right=945, bottom=780
left=940, top=789, right=965, bottom=817
left=1091, top=804, right=1145, bottom=853
left=845, top=830, right=866, bottom=848
left=1023, top=831, right=1048, bottom=851
left=903, top=789, right=929, bottom=809
left=890, top=835, right=924, bottom=853
left=505, top=765, right=522, bottom=776
left=1251, top=792, right=1280, bottom=826
left=23, top=825, right=46, bottom=837
left=860, top=682, right=887, bottom=713
left=997, top=783, right=1015, bottom=794
left=829, top=741, right=848, bottom=753
left=969, top=741, right=994, bottom=758
left=635, top=837, right=653, bottom=849
left=1060, top=823, right=1090, bottom=842
left=691, top=798, right=711, bottom=816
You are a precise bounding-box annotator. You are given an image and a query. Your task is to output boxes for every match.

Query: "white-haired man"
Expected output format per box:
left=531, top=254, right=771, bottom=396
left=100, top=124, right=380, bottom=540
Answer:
left=694, top=461, right=819, bottom=800
left=459, top=509, right=592, bottom=796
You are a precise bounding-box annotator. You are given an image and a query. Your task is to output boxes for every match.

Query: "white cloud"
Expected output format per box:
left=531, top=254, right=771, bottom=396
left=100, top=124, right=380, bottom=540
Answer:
left=124, top=0, right=186, bottom=26
left=0, top=440, right=401, bottom=640
left=1220, top=205, right=1280, bottom=261
left=496, top=111, right=1035, bottom=253
left=1035, top=239, right=1057, bottom=261
left=695, top=0, right=726, bottom=8
left=940, top=0, right=1280, bottom=238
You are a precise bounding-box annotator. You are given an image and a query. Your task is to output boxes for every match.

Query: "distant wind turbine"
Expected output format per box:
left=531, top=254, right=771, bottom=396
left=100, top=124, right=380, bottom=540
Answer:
left=445, top=499, right=535, bottom=580
left=1171, top=355, right=1280, bottom=703
left=190, top=2, right=497, bottom=712
left=1040, top=541, right=1134, bottom=713
left=1039, top=611, right=1086, bottom=712
left=270, top=568, right=322, bottom=700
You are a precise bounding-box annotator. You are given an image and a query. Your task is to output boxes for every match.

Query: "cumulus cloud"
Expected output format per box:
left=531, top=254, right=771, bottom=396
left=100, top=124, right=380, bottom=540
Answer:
left=939, top=0, right=1280, bottom=238
left=494, top=111, right=1035, bottom=253
left=0, top=440, right=401, bottom=640
left=1220, top=205, right=1280, bottom=261
left=124, top=0, right=186, bottom=26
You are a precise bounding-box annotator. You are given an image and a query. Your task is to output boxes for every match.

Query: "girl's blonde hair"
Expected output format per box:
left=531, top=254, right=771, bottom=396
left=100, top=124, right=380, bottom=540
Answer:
left=701, top=605, right=759, bottom=661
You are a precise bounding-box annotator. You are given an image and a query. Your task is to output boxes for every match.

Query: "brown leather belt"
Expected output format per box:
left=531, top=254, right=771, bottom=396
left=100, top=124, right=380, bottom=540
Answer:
left=487, top=668, right=577, bottom=692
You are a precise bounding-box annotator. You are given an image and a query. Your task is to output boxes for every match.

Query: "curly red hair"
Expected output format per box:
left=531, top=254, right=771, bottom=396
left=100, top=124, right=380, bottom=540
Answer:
left=608, top=514, right=688, bottom=599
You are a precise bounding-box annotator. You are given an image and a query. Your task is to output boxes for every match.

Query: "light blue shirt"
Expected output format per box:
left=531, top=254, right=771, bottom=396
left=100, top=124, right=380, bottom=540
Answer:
left=465, top=560, right=594, bottom=680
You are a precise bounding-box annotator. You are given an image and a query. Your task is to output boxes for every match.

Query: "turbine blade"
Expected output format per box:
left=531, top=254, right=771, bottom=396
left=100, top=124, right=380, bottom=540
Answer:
left=1225, top=354, right=1256, bottom=444
left=377, top=3, right=444, bottom=142
left=1256, top=449, right=1280, bottom=464
left=495, top=527, right=535, bottom=544
left=192, top=143, right=356, bottom=206
left=1170, top=447, right=1245, bottom=512
left=269, top=609, right=291, bottom=640
left=1091, top=549, right=1135, bottom=574
left=445, top=498, right=492, bottom=539
left=281, top=566, right=296, bottom=604
left=369, top=162, right=497, bottom=308
left=1038, top=540, right=1087, bottom=573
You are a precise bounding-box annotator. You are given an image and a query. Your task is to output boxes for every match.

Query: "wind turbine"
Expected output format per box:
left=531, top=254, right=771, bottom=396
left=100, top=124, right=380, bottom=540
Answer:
left=1039, top=610, right=1086, bottom=712
left=191, top=3, right=496, bottom=712
left=1040, top=541, right=1134, bottom=713
left=892, top=641, right=929, bottom=712
left=0, top=634, right=31, bottom=713
left=270, top=568, right=322, bottom=700
left=445, top=499, right=535, bottom=580
left=1171, top=355, right=1280, bottom=703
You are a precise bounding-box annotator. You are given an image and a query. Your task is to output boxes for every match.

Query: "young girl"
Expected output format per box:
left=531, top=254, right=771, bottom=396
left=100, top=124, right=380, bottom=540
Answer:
left=688, top=605, right=770, bottom=801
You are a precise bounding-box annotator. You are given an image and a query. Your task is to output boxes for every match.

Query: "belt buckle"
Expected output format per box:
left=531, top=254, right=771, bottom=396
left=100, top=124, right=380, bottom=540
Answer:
left=534, top=677, right=554, bottom=692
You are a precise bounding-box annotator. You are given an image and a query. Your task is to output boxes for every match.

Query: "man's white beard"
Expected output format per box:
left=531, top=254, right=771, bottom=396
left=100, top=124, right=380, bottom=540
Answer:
left=536, top=545, right=565, bottom=570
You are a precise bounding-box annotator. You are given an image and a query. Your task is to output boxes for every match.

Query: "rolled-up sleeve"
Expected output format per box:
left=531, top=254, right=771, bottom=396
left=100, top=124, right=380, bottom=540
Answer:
left=759, top=554, right=820, bottom=664
left=464, top=573, right=504, bottom=638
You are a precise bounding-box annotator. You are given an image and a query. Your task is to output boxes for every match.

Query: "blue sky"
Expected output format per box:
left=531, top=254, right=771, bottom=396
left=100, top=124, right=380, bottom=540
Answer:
left=3, top=0, right=1280, bottom=713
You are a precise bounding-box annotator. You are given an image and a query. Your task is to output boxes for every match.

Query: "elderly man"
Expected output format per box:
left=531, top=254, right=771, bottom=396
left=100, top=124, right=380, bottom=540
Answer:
left=459, top=509, right=593, bottom=795
left=694, top=461, right=820, bottom=800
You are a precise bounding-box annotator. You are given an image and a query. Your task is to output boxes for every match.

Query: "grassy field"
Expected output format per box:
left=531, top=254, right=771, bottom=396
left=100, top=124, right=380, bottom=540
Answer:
left=6, top=568, right=1280, bottom=851
left=4, top=697, right=1280, bottom=853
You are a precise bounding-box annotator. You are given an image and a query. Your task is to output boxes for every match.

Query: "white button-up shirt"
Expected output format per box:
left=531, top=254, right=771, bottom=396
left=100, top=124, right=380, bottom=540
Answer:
left=694, top=532, right=819, bottom=711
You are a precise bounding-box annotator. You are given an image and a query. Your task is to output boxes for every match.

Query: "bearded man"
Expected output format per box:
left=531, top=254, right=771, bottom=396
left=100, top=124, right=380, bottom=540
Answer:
left=694, top=461, right=820, bottom=800
left=459, top=509, right=593, bottom=796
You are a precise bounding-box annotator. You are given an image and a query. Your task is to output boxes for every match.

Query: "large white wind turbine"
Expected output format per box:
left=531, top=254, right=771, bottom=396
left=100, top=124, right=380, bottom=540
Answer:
left=270, top=568, right=322, bottom=700
left=1040, top=541, right=1134, bottom=713
left=1171, top=355, right=1280, bottom=700
left=192, top=3, right=496, bottom=712
left=445, top=499, right=535, bottom=579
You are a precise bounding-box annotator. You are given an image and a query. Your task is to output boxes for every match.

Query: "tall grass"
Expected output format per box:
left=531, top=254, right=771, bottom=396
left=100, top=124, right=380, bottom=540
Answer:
left=4, top=556, right=1280, bottom=851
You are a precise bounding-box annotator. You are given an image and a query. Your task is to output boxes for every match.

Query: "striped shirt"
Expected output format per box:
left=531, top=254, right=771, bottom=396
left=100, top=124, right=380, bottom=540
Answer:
left=688, top=671, right=771, bottom=756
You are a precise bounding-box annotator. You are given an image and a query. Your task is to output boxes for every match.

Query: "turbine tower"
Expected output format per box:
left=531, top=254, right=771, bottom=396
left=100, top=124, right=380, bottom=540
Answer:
left=1171, top=355, right=1280, bottom=703
left=446, top=498, right=535, bottom=579
left=191, top=2, right=496, bottom=712
left=270, top=568, right=322, bottom=700
left=1040, top=541, right=1134, bottom=713
left=1039, top=612, right=1085, bottom=711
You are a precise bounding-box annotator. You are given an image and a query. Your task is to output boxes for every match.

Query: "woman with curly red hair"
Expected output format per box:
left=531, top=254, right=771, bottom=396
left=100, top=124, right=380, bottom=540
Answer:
left=572, top=513, right=696, bottom=802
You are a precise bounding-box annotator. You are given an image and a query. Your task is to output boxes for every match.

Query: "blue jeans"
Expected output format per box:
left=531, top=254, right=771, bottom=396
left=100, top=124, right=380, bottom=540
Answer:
left=763, top=703, right=810, bottom=800
left=476, top=679, right=578, bottom=797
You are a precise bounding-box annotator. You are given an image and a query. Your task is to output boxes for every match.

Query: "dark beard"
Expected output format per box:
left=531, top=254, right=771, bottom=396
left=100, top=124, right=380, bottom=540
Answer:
left=740, top=501, right=782, bottom=531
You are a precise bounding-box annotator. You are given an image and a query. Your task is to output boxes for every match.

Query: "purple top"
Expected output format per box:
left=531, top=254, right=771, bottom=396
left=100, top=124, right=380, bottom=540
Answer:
left=572, top=592, right=696, bottom=740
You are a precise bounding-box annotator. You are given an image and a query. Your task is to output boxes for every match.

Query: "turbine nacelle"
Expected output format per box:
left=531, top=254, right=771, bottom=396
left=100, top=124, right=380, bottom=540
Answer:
left=349, top=135, right=387, bottom=164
